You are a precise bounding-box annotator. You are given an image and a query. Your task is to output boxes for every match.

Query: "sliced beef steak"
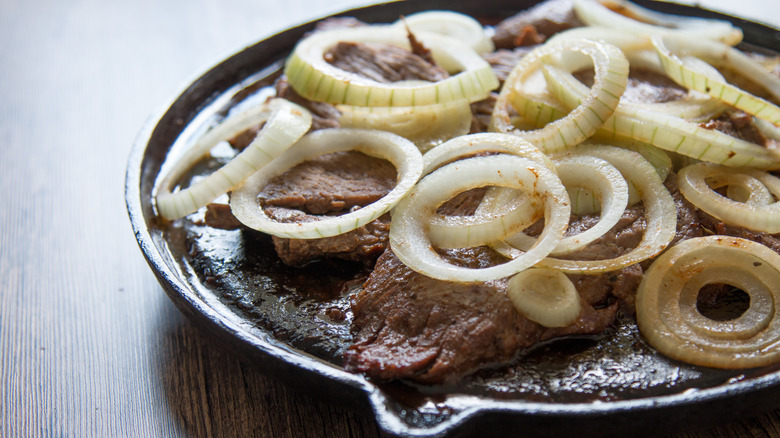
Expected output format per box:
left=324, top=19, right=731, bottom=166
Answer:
left=258, top=150, right=397, bottom=266
left=493, top=0, right=582, bottom=49
left=259, top=150, right=396, bottom=214
left=267, top=209, right=391, bottom=266
left=324, top=41, right=449, bottom=83
left=345, top=174, right=703, bottom=383
left=346, top=246, right=622, bottom=384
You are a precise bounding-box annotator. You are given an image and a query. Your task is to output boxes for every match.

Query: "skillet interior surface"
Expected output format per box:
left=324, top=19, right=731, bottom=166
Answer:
left=126, top=1, right=780, bottom=436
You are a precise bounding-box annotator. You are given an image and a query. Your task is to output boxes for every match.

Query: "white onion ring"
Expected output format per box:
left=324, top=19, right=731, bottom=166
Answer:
left=338, top=100, right=472, bottom=152
left=284, top=26, right=498, bottom=107
left=230, top=129, right=423, bottom=238
left=156, top=98, right=312, bottom=220
left=678, top=163, right=780, bottom=233
left=507, top=267, right=582, bottom=328
left=637, top=236, right=780, bottom=368
left=490, top=38, right=629, bottom=154
left=422, top=133, right=554, bottom=249
left=392, top=10, right=494, bottom=54
left=390, top=154, right=570, bottom=283
left=493, top=145, right=677, bottom=274
left=653, top=36, right=780, bottom=126
left=540, top=63, right=780, bottom=169
left=504, top=155, right=629, bottom=255
left=572, top=0, right=743, bottom=45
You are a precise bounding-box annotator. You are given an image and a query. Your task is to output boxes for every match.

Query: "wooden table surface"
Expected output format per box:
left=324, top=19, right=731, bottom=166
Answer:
left=2, top=0, right=780, bottom=436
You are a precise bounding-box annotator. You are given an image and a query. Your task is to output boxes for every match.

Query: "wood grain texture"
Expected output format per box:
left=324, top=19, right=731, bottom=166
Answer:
left=0, top=0, right=778, bottom=437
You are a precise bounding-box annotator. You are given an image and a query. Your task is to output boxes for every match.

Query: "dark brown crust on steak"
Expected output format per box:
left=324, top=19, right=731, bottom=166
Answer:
left=493, top=0, right=582, bottom=49
left=345, top=247, right=619, bottom=384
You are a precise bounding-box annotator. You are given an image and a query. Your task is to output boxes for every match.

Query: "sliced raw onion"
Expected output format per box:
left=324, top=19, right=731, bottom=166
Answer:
left=229, top=129, right=423, bottom=238
left=392, top=11, right=494, bottom=54
left=636, top=236, right=780, bottom=368
left=284, top=26, right=498, bottom=107
left=390, top=154, right=570, bottom=283
left=156, top=98, right=312, bottom=220
left=493, top=145, right=677, bottom=274
left=541, top=64, right=780, bottom=169
left=422, top=132, right=555, bottom=174
left=507, top=267, right=582, bottom=328
left=678, top=163, right=780, bottom=233
left=547, top=26, right=653, bottom=53
left=653, top=36, right=780, bottom=126
left=429, top=190, right=543, bottom=250
left=422, top=133, right=553, bottom=248
left=490, top=38, right=629, bottom=154
left=505, top=154, right=629, bottom=255
left=338, top=100, right=472, bottom=152
left=572, top=0, right=743, bottom=45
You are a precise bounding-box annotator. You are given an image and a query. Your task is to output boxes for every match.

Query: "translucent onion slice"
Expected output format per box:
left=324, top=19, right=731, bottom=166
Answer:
left=493, top=145, right=677, bottom=274
left=490, top=38, right=629, bottom=154
left=507, top=267, right=582, bottom=328
left=337, top=100, right=472, bottom=152
left=422, top=133, right=553, bottom=248
left=422, top=132, right=555, bottom=174
left=678, top=163, right=780, bottom=233
left=389, top=155, right=570, bottom=283
left=392, top=10, right=494, bottom=54
left=156, top=98, right=312, bottom=220
left=504, top=155, right=629, bottom=255
left=429, top=190, right=543, bottom=250
left=572, top=0, right=743, bottom=45
left=539, top=62, right=725, bottom=123
left=284, top=26, right=498, bottom=107
left=542, top=65, right=780, bottom=169
left=653, top=36, right=780, bottom=126
left=636, top=236, right=780, bottom=368
left=546, top=26, right=653, bottom=53
left=229, top=129, right=423, bottom=239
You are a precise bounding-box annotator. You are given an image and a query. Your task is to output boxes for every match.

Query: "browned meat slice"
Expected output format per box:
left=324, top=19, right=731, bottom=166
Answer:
left=345, top=246, right=621, bottom=384
left=259, top=151, right=396, bottom=214
left=470, top=94, right=498, bottom=133
left=258, top=151, right=397, bottom=266
left=697, top=210, right=780, bottom=255
left=493, top=0, right=583, bottom=49
left=482, top=48, right=531, bottom=85
left=203, top=202, right=244, bottom=230
left=324, top=41, right=449, bottom=83
left=312, top=16, right=366, bottom=33
left=268, top=210, right=390, bottom=266
left=699, top=109, right=778, bottom=148
left=275, top=78, right=342, bottom=131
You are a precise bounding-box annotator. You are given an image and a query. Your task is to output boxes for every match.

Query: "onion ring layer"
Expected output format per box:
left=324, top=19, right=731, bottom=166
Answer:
left=156, top=98, right=312, bottom=220
left=284, top=26, right=498, bottom=107
left=230, top=129, right=423, bottom=239
left=390, top=154, right=570, bottom=283
left=678, top=163, right=780, bottom=233
left=636, top=236, right=780, bottom=369
left=490, top=38, right=629, bottom=154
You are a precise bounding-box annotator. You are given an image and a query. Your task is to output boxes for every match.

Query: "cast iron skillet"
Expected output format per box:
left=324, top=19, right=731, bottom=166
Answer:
left=126, top=1, right=780, bottom=436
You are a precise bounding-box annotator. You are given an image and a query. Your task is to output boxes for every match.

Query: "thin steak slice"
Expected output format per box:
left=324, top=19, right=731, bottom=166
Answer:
left=259, top=150, right=397, bottom=266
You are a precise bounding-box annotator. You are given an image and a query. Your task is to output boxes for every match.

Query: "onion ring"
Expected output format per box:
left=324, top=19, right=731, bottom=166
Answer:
left=636, top=236, right=780, bottom=368
left=390, top=154, right=570, bottom=282
left=490, top=38, right=629, bottom=154
left=156, top=98, right=312, bottom=220
left=230, top=129, right=423, bottom=238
